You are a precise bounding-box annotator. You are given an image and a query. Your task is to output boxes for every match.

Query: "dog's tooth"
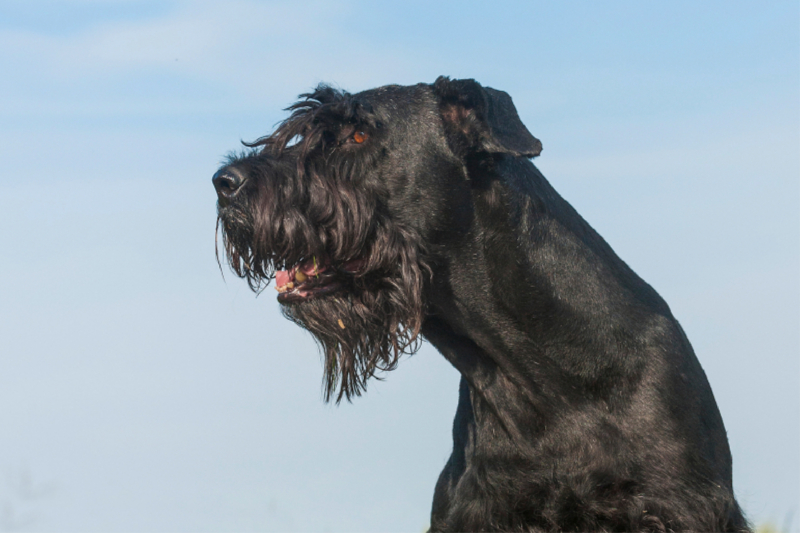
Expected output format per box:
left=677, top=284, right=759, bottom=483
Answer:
left=295, top=270, right=308, bottom=282
left=338, top=319, right=345, bottom=329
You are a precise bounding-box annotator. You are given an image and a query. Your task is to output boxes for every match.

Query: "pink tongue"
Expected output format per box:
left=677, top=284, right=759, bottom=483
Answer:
left=275, top=270, right=291, bottom=288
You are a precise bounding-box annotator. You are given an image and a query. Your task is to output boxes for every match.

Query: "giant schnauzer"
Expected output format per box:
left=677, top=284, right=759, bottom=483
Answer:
left=213, top=77, right=749, bottom=532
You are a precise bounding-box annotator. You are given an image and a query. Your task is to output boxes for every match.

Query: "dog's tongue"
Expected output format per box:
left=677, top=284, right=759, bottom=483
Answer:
left=275, top=269, right=292, bottom=288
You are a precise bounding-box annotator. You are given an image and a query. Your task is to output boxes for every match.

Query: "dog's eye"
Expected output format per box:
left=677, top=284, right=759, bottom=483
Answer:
left=352, top=131, right=367, bottom=144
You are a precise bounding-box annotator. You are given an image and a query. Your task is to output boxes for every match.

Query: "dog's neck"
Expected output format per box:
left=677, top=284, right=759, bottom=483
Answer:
left=423, top=156, right=673, bottom=434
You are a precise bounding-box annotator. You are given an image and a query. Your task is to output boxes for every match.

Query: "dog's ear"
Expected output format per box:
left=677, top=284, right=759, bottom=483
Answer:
left=433, top=76, right=542, bottom=158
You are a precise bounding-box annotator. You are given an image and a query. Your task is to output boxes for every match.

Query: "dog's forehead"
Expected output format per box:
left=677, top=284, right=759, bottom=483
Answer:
left=340, top=83, right=446, bottom=143
left=351, top=83, right=436, bottom=118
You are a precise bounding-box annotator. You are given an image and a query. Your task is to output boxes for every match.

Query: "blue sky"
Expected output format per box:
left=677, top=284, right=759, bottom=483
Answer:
left=0, top=1, right=797, bottom=531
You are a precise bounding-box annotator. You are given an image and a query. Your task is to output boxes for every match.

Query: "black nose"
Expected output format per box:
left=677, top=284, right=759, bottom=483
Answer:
left=212, top=167, right=246, bottom=201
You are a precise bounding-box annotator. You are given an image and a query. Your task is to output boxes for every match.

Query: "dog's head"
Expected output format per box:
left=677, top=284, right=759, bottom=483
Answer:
left=213, top=77, right=540, bottom=401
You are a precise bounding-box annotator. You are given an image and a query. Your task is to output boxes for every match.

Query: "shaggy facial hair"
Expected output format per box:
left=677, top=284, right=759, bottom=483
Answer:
left=217, top=91, right=429, bottom=401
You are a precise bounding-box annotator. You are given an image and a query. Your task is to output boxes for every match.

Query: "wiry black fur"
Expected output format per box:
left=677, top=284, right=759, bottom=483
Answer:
left=217, top=86, right=427, bottom=402
left=213, top=77, right=750, bottom=531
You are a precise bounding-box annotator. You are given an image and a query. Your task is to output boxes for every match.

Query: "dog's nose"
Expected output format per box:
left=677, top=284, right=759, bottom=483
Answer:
left=212, top=167, right=246, bottom=200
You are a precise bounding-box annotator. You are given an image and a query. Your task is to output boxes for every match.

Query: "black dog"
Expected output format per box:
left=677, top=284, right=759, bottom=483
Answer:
left=213, top=77, right=749, bottom=532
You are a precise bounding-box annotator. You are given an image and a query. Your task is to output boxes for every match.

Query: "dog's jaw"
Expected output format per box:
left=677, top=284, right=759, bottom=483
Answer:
left=274, top=257, right=367, bottom=303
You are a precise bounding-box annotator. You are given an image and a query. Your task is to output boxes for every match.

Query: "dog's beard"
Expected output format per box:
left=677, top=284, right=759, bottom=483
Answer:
left=218, top=210, right=427, bottom=402
left=281, top=257, right=425, bottom=402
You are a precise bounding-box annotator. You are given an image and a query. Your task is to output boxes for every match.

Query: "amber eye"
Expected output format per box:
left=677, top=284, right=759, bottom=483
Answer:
left=352, top=131, right=367, bottom=144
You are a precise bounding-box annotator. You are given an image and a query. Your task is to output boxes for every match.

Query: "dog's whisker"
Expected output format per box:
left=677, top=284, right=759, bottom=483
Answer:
left=214, top=217, right=227, bottom=283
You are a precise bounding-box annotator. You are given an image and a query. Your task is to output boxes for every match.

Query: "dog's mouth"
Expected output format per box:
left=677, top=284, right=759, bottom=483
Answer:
left=275, top=257, right=366, bottom=303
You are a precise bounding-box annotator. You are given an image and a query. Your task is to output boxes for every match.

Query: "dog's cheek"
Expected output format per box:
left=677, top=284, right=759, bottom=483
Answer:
left=382, top=158, right=472, bottom=245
